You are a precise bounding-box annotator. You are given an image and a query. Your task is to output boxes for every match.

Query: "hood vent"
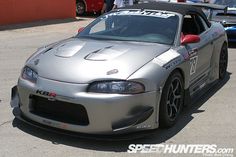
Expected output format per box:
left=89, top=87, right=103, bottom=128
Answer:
left=54, top=41, right=85, bottom=58
left=85, top=46, right=127, bottom=61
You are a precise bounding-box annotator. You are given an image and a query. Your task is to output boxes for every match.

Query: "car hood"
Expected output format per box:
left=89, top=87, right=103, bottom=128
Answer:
left=27, top=38, right=170, bottom=83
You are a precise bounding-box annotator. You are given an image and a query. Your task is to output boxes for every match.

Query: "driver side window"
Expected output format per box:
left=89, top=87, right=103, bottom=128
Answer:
left=182, top=14, right=206, bottom=35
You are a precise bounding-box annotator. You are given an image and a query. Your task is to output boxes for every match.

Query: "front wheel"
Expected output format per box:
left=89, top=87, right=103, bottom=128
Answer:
left=159, top=71, right=184, bottom=128
left=219, top=44, right=228, bottom=80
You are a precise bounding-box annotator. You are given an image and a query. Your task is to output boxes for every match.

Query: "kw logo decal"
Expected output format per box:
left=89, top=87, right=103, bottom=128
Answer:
left=36, top=90, right=57, bottom=101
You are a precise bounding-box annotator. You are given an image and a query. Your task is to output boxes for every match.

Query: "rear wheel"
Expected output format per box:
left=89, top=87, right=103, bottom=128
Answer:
left=159, top=71, right=184, bottom=128
left=76, top=1, right=86, bottom=15
left=219, top=44, right=228, bottom=80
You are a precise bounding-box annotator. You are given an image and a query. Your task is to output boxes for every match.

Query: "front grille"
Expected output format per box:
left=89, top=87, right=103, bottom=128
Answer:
left=29, top=95, right=89, bottom=126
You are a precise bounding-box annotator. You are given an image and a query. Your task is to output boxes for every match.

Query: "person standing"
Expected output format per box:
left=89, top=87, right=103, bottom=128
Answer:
left=113, top=0, right=133, bottom=9
left=101, top=0, right=115, bottom=14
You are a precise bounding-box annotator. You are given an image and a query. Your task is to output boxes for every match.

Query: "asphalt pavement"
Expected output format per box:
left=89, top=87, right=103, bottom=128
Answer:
left=0, top=17, right=235, bottom=157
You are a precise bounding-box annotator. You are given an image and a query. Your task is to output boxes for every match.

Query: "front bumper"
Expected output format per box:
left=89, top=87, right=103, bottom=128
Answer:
left=12, top=107, right=156, bottom=140
left=11, top=77, right=159, bottom=135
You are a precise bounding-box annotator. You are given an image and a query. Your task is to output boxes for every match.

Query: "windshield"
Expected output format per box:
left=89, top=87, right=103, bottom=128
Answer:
left=78, top=10, right=179, bottom=45
left=213, top=0, right=236, bottom=7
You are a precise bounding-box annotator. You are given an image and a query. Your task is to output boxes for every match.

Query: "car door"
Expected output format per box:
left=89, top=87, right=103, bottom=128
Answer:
left=182, top=13, right=214, bottom=94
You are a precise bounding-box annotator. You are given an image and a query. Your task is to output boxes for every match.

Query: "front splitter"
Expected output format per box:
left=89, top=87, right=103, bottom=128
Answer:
left=12, top=107, right=157, bottom=141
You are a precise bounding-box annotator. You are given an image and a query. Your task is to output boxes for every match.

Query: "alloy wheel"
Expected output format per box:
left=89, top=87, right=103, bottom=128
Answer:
left=219, top=46, right=228, bottom=79
left=76, top=2, right=85, bottom=15
left=166, top=77, right=183, bottom=120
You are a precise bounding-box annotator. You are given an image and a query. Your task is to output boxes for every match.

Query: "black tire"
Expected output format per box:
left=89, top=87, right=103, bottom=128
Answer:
left=219, top=44, right=228, bottom=80
left=159, top=71, right=184, bottom=128
left=76, top=1, right=86, bottom=15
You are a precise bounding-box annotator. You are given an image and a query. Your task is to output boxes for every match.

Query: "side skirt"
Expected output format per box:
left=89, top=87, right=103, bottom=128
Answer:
left=183, top=80, right=219, bottom=107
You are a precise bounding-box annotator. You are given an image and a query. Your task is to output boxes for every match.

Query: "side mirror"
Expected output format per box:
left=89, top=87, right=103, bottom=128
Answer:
left=78, top=27, right=84, bottom=33
left=181, top=34, right=200, bottom=45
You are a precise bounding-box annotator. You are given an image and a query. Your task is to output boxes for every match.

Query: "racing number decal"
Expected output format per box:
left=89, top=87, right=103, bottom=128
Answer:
left=190, top=56, right=198, bottom=75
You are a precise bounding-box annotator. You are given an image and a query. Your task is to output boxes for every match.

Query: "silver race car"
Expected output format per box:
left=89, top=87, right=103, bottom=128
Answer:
left=11, top=2, right=228, bottom=135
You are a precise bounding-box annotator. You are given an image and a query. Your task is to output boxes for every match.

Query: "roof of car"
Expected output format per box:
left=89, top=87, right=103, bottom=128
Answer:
left=123, top=2, right=205, bottom=16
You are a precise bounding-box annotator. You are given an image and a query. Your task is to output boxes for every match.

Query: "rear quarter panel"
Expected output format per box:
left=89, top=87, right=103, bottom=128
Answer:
left=208, top=22, right=228, bottom=82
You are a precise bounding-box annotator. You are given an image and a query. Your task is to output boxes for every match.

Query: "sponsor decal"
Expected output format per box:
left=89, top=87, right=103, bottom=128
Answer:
left=36, top=90, right=57, bottom=101
left=164, top=57, right=182, bottom=70
left=127, top=144, right=234, bottom=156
left=183, top=52, right=190, bottom=60
left=42, top=119, right=68, bottom=129
left=42, top=119, right=58, bottom=126
left=36, top=90, right=56, bottom=97
left=153, top=50, right=181, bottom=69
left=136, top=125, right=151, bottom=129
left=109, top=10, right=176, bottom=18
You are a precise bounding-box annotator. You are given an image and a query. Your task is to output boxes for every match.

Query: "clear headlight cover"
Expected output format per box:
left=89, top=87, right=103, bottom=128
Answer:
left=22, top=66, right=38, bottom=83
left=88, top=81, right=145, bottom=94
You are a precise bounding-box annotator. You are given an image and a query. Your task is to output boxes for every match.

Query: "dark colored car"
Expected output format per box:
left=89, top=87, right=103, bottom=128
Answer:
left=210, top=0, right=236, bottom=42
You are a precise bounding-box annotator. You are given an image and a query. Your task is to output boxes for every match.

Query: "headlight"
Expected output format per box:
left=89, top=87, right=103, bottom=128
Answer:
left=22, top=66, right=38, bottom=83
left=88, top=81, right=145, bottom=94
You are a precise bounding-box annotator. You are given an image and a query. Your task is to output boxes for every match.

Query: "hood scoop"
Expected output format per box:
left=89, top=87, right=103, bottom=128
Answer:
left=54, top=41, right=85, bottom=58
left=85, top=46, right=127, bottom=61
